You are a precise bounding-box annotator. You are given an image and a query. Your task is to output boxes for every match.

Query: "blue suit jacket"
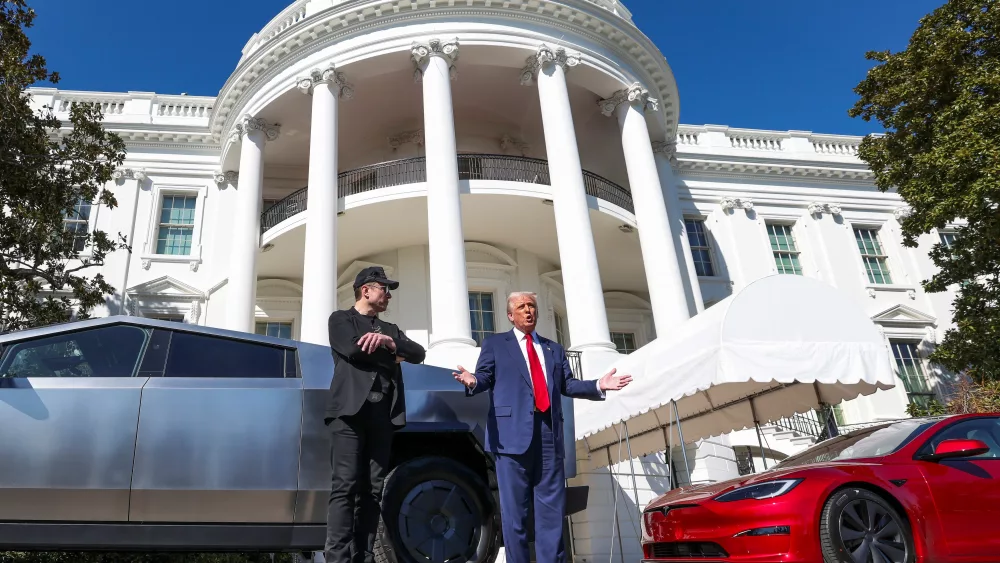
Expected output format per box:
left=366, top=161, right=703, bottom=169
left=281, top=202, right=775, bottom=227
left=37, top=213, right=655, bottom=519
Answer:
left=467, top=329, right=604, bottom=457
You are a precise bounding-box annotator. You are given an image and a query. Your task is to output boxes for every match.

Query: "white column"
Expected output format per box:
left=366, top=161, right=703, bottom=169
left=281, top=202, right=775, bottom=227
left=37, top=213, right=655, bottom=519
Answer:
left=225, top=115, right=279, bottom=333
left=521, top=45, right=614, bottom=352
left=597, top=84, right=691, bottom=332
left=296, top=64, right=354, bottom=345
left=412, top=38, right=475, bottom=349
left=652, top=143, right=705, bottom=315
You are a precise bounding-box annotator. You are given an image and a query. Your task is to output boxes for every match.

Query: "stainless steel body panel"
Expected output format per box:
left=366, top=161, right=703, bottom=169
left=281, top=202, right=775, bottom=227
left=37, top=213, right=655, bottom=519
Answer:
left=0, top=316, right=584, bottom=552
left=129, top=377, right=302, bottom=523
left=294, top=345, right=493, bottom=523
left=0, top=377, right=146, bottom=521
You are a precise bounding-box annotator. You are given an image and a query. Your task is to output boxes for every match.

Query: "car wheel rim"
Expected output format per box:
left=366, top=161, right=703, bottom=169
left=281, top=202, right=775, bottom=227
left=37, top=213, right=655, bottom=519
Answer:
left=838, top=499, right=907, bottom=563
left=397, top=479, right=482, bottom=563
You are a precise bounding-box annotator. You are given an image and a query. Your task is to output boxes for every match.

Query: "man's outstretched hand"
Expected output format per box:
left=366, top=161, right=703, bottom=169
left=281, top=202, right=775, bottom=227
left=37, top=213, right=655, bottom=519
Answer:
left=598, top=368, right=632, bottom=392
left=453, top=365, right=476, bottom=389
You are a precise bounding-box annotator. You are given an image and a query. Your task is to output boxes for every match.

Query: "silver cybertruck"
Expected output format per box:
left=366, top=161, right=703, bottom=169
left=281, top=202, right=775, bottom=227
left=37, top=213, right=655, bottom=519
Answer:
left=0, top=316, right=587, bottom=560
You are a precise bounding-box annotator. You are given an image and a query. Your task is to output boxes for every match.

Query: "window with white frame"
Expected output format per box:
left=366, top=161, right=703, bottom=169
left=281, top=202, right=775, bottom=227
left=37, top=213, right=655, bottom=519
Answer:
left=890, top=341, right=935, bottom=408
left=766, top=223, right=802, bottom=275
left=256, top=321, right=293, bottom=339
left=611, top=331, right=637, bottom=355
left=684, top=219, right=715, bottom=277
left=469, top=292, right=496, bottom=346
left=155, top=195, right=197, bottom=255
left=554, top=311, right=567, bottom=347
left=939, top=231, right=957, bottom=250
left=63, top=197, right=92, bottom=253
left=854, top=227, right=893, bottom=285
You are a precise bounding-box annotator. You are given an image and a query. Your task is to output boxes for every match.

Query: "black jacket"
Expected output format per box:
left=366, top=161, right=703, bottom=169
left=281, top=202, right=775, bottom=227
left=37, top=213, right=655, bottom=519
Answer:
left=325, top=307, right=426, bottom=427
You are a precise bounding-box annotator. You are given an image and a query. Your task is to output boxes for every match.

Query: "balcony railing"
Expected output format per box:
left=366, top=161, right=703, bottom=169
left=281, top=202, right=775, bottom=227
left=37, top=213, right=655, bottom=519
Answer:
left=260, top=153, right=633, bottom=233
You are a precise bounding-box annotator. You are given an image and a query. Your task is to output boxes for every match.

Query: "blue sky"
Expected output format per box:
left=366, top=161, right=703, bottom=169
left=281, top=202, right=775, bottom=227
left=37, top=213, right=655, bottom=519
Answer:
left=26, top=0, right=942, bottom=135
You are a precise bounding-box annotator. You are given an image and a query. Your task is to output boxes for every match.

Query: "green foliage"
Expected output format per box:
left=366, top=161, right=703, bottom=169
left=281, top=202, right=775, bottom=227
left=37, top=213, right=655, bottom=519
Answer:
left=0, top=0, right=127, bottom=334
left=848, top=0, right=1000, bottom=382
left=905, top=398, right=948, bottom=418
left=0, top=553, right=297, bottom=563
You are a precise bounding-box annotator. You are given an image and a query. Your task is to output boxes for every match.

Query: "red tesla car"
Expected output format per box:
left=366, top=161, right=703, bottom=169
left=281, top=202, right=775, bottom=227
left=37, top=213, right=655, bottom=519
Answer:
left=641, top=413, right=1000, bottom=563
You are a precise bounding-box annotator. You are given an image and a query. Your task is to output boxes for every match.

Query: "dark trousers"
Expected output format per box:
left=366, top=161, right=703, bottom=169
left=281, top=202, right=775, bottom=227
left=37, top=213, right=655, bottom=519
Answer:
left=495, top=410, right=566, bottom=563
left=325, top=396, right=394, bottom=563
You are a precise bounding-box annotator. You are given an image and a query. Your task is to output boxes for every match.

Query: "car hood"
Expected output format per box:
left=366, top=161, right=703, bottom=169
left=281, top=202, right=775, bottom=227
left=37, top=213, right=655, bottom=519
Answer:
left=643, top=461, right=880, bottom=510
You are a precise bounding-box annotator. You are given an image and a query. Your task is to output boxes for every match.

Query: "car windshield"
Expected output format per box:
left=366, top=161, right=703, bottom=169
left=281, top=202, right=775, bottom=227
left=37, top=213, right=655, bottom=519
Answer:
left=773, top=418, right=943, bottom=468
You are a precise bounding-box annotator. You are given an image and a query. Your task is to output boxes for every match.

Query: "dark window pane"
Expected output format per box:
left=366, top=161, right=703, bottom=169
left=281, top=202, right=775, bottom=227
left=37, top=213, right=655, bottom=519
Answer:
left=163, top=331, right=285, bottom=378
left=920, top=418, right=1000, bottom=460
left=0, top=325, right=148, bottom=378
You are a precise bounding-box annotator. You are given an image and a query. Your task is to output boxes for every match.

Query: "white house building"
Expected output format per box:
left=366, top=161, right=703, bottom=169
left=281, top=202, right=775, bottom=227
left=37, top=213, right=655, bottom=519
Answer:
left=29, top=0, right=959, bottom=561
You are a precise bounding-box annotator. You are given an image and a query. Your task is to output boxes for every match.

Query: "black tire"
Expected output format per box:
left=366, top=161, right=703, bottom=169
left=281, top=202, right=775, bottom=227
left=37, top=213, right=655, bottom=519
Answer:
left=374, top=456, right=501, bottom=563
left=819, top=487, right=914, bottom=563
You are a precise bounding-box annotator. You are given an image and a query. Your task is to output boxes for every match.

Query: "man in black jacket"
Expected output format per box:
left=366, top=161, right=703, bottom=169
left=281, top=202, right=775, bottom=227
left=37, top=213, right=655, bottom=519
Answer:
left=324, top=266, right=426, bottom=563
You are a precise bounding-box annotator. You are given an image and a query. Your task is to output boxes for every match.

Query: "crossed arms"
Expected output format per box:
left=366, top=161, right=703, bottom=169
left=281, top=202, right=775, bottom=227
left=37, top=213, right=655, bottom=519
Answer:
left=328, top=312, right=426, bottom=366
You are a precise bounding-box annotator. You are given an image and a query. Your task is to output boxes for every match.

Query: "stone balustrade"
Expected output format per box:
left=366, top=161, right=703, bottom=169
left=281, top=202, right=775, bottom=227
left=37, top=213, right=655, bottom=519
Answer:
left=28, top=89, right=214, bottom=127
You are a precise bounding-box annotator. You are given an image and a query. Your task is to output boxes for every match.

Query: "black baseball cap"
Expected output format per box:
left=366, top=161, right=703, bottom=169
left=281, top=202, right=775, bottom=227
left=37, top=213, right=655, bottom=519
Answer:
left=354, top=266, right=399, bottom=290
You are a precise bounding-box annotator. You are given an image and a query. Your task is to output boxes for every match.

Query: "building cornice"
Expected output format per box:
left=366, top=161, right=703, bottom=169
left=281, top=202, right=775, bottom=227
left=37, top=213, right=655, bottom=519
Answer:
left=209, top=0, right=681, bottom=144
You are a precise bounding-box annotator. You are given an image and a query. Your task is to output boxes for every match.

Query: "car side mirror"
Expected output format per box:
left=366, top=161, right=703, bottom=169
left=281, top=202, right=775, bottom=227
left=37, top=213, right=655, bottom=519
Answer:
left=921, top=438, right=989, bottom=461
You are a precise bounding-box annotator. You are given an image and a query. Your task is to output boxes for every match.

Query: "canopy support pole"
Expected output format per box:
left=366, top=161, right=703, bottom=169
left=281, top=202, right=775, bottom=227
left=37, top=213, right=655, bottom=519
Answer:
left=622, top=421, right=642, bottom=518
left=662, top=425, right=674, bottom=490
left=749, top=398, right=768, bottom=471
left=672, top=400, right=692, bottom=485
left=606, top=445, right=626, bottom=563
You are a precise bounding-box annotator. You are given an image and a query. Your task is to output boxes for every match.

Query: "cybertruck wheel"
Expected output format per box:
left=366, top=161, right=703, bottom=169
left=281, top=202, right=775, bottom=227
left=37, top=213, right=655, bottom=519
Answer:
left=820, top=487, right=914, bottom=563
left=375, top=455, right=500, bottom=563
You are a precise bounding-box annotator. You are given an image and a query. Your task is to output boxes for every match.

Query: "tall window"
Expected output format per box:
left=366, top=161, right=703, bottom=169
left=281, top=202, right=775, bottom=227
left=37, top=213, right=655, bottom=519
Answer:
left=890, top=341, right=935, bottom=409
left=854, top=228, right=893, bottom=284
left=256, top=321, right=293, bottom=339
left=469, top=292, right=496, bottom=346
left=63, top=198, right=92, bottom=252
left=156, top=195, right=197, bottom=255
left=611, top=332, right=637, bottom=355
left=554, top=311, right=567, bottom=347
left=766, top=223, right=802, bottom=275
left=684, top=219, right=715, bottom=277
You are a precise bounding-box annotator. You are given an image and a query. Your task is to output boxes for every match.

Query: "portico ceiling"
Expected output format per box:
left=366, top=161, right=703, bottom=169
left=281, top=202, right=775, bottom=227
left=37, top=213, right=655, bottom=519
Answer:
left=256, top=192, right=647, bottom=294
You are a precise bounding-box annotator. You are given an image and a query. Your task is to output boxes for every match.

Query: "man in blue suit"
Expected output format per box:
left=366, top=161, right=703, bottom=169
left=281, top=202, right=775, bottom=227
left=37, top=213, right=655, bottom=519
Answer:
left=453, top=291, right=632, bottom=563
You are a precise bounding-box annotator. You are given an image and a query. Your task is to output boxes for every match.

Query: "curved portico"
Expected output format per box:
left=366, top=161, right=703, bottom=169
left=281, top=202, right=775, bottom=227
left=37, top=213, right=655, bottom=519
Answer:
left=215, top=13, right=697, bottom=354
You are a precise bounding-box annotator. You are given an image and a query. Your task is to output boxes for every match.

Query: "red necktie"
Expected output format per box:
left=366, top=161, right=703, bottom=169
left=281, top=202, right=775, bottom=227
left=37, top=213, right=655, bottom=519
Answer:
left=525, top=334, right=550, bottom=412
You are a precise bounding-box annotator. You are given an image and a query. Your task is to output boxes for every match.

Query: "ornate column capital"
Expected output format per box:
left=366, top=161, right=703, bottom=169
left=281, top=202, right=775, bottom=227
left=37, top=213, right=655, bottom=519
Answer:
left=651, top=140, right=677, bottom=163
left=720, top=196, right=754, bottom=211
left=411, top=38, right=460, bottom=82
left=214, top=170, right=239, bottom=188
left=807, top=202, right=842, bottom=216
left=598, top=83, right=658, bottom=117
left=520, top=44, right=581, bottom=86
left=296, top=63, right=354, bottom=99
left=112, top=168, right=147, bottom=182
left=229, top=114, right=281, bottom=145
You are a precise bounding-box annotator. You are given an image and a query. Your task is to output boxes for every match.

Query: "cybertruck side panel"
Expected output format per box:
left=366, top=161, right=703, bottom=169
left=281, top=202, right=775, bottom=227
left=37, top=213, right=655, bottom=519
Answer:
left=294, top=344, right=491, bottom=523
left=0, top=377, right=146, bottom=522
left=129, top=377, right=302, bottom=523
left=293, top=342, right=336, bottom=524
